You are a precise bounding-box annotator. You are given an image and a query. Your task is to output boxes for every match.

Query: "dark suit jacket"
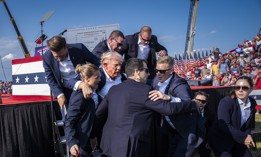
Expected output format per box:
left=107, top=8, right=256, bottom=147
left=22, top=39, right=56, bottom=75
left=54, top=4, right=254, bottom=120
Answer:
left=64, top=90, right=96, bottom=153
left=119, top=33, right=167, bottom=79
left=42, top=43, right=100, bottom=98
left=96, top=79, right=197, bottom=157
left=92, top=40, right=109, bottom=58
left=152, top=73, right=204, bottom=156
left=207, top=96, right=256, bottom=154
left=152, top=74, right=198, bottom=138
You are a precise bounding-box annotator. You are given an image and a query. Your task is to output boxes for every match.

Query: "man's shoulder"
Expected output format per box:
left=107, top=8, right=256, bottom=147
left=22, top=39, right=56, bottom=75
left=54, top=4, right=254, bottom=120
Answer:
left=42, top=50, right=52, bottom=60
left=125, top=33, right=139, bottom=40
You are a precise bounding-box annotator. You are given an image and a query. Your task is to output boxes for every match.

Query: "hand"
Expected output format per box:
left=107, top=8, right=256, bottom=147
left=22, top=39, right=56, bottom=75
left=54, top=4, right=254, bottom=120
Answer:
left=57, top=95, right=66, bottom=109
left=70, top=144, right=80, bottom=157
left=79, top=82, right=93, bottom=99
left=157, top=50, right=167, bottom=57
left=244, top=134, right=255, bottom=148
left=192, top=99, right=204, bottom=113
left=148, top=90, right=171, bottom=101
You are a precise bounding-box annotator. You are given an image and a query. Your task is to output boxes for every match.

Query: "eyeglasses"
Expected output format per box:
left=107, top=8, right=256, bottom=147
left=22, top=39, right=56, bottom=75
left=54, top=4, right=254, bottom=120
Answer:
left=114, top=39, right=123, bottom=47
left=155, top=68, right=172, bottom=74
left=234, top=86, right=250, bottom=91
left=195, top=99, right=207, bottom=104
left=140, top=36, right=150, bottom=45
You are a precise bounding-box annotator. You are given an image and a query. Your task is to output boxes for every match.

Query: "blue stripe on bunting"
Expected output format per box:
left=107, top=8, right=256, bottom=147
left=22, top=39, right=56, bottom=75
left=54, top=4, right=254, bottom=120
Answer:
left=12, top=72, right=47, bottom=85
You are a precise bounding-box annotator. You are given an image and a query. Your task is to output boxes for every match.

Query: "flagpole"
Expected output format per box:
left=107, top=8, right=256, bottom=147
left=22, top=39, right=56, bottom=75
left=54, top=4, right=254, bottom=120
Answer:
left=0, top=55, right=7, bottom=82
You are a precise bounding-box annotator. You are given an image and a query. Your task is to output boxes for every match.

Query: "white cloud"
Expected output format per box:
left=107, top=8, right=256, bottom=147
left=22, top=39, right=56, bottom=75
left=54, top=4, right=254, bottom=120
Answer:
left=0, top=37, right=34, bottom=59
left=1, top=53, right=14, bottom=60
left=209, top=30, right=217, bottom=34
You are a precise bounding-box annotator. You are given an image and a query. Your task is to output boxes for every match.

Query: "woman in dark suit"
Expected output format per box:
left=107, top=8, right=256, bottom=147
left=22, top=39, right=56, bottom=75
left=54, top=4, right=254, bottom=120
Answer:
left=208, top=76, right=256, bottom=157
left=64, top=63, right=100, bottom=157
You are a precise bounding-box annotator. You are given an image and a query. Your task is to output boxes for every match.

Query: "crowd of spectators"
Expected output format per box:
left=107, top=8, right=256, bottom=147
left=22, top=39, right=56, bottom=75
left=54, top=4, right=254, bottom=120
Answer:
left=0, top=81, right=12, bottom=94
left=174, top=28, right=261, bottom=89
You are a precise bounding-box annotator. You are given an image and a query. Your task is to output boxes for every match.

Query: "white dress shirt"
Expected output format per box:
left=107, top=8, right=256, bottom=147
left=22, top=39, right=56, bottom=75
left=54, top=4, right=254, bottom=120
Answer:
left=58, top=55, right=81, bottom=98
left=158, top=76, right=181, bottom=129
left=237, top=98, right=251, bottom=127
left=137, top=37, right=150, bottom=60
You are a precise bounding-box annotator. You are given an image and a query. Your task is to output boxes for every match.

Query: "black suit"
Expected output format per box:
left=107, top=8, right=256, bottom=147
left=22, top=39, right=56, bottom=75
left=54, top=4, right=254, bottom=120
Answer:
left=207, top=96, right=256, bottom=157
left=152, top=73, right=204, bottom=157
left=64, top=90, right=96, bottom=156
left=119, top=33, right=167, bottom=79
left=92, top=40, right=110, bottom=58
left=96, top=79, right=197, bottom=157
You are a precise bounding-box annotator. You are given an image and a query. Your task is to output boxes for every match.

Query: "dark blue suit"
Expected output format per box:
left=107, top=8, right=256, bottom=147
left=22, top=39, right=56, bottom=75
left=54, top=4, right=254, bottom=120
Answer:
left=207, top=96, right=256, bottom=157
left=119, top=33, right=167, bottom=79
left=152, top=73, right=204, bottom=157
left=96, top=79, right=198, bottom=157
left=42, top=43, right=100, bottom=99
left=92, top=40, right=109, bottom=58
left=64, top=90, right=96, bottom=156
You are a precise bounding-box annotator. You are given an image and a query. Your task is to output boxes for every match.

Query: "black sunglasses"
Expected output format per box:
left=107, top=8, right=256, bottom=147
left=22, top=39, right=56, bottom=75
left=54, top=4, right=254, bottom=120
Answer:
left=114, top=39, right=123, bottom=47
left=195, top=99, right=207, bottom=104
left=234, top=86, right=250, bottom=91
left=155, top=68, right=172, bottom=74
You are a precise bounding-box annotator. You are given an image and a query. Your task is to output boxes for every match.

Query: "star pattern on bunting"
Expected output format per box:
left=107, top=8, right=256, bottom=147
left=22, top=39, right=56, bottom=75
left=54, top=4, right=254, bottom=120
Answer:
left=16, top=77, right=20, bottom=83
left=34, top=75, right=39, bottom=82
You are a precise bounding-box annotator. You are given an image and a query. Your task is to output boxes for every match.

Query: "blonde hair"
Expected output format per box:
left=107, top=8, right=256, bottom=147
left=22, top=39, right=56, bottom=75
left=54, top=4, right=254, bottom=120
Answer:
left=75, top=63, right=99, bottom=80
left=100, top=51, right=123, bottom=65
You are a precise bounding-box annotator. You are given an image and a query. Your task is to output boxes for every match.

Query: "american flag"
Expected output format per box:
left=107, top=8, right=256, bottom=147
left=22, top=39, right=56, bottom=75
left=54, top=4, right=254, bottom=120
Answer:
left=250, top=89, right=261, bottom=106
left=12, top=56, right=51, bottom=100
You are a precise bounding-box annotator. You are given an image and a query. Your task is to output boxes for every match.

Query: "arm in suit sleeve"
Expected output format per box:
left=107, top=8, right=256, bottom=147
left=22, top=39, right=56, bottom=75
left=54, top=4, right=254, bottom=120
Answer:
left=64, top=92, right=84, bottom=149
left=171, top=81, right=192, bottom=101
left=145, top=99, right=197, bottom=115
left=81, top=43, right=101, bottom=67
left=92, top=94, right=109, bottom=136
left=152, top=35, right=168, bottom=54
left=217, top=97, right=248, bottom=143
left=42, top=54, right=63, bottom=98
left=62, top=75, right=81, bottom=90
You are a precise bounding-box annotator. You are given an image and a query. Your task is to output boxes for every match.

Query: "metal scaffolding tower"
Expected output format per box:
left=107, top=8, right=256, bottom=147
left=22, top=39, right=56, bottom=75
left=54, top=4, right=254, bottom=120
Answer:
left=184, top=0, right=199, bottom=57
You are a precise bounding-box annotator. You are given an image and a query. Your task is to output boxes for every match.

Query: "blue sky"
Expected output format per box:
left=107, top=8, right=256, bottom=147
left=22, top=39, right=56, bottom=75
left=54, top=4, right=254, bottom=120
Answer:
left=0, top=0, right=260, bottom=81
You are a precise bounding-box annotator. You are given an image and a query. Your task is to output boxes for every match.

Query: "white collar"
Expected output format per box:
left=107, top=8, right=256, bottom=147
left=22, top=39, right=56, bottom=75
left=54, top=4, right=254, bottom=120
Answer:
left=237, top=98, right=251, bottom=108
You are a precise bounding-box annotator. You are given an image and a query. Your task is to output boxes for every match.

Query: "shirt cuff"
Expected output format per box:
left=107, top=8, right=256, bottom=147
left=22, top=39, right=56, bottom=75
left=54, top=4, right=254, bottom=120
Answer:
left=74, top=81, right=82, bottom=91
left=170, top=96, right=181, bottom=103
left=57, top=93, right=64, bottom=99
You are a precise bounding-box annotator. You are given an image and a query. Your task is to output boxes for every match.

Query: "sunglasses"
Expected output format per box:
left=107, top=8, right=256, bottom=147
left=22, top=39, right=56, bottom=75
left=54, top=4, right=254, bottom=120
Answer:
left=114, top=39, right=123, bottom=47
left=195, top=99, right=207, bottom=104
left=155, top=68, right=172, bottom=74
left=234, top=86, right=250, bottom=91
